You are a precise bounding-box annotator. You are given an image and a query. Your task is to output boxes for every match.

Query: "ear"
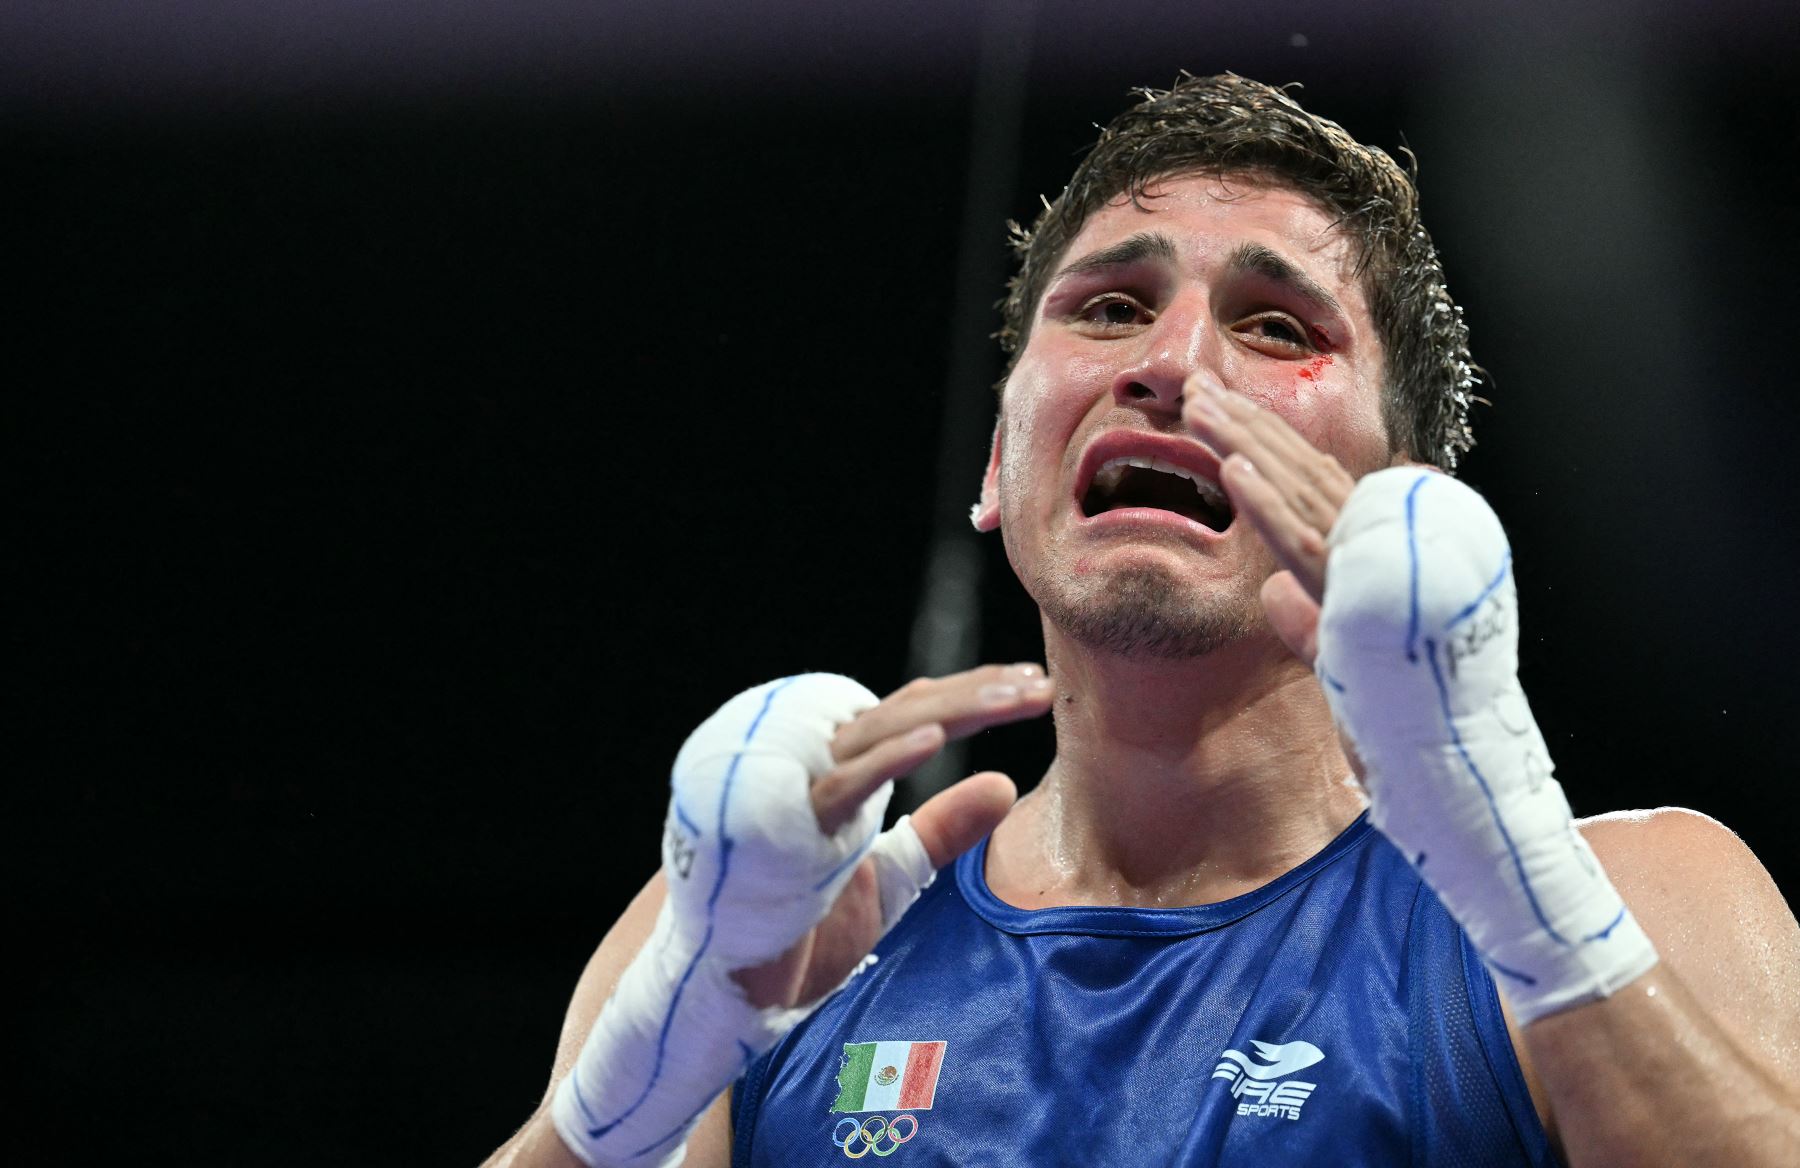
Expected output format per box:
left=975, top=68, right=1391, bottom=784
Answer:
left=969, top=423, right=1003, bottom=533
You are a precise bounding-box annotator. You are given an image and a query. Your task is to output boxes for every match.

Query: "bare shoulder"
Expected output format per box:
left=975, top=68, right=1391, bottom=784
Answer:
left=1577, top=805, right=1790, bottom=924
left=1578, top=806, right=1800, bottom=1077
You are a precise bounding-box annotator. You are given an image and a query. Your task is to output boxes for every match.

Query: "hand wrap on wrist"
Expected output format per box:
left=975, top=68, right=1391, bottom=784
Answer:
left=551, top=674, right=939, bottom=1166
left=1318, top=468, right=1658, bottom=1025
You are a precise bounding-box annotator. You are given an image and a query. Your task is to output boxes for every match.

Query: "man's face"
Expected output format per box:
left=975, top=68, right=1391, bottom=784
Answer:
left=978, top=173, right=1394, bottom=659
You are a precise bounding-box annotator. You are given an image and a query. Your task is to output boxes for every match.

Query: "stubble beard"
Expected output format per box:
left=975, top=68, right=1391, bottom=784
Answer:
left=1028, top=558, right=1265, bottom=661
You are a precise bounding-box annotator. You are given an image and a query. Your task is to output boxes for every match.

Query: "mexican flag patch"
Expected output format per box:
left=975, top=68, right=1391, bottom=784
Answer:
left=832, top=1040, right=946, bottom=1112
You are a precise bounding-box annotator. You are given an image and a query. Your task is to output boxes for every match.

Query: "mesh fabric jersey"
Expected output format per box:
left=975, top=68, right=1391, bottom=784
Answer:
left=732, top=812, right=1558, bottom=1167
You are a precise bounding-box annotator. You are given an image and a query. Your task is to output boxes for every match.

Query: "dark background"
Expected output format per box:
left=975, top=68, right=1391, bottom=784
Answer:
left=12, top=1, right=1799, bottom=1163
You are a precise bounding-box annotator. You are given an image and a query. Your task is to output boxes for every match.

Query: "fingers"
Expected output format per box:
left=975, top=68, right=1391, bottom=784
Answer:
left=810, top=663, right=1052, bottom=835
left=1183, top=377, right=1356, bottom=602
left=907, top=771, right=1019, bottom=869
left=1259, top=569, right=1322, bottom=666
left=832, top=663, right=1053, bottom=761
left=810, top=722, right=945, bottom=835
left=1224, top=455, right=1329, bottom=598
left=739, top=773, right=1020, bottom=1009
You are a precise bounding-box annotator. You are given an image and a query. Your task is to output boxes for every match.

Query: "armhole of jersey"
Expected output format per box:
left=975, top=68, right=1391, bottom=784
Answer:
left=1406, top=884, right=1563, bottom=1168
left=730, top=1050, right=773, bottom=1167
left=1460, top=932, right=1563, bottom=1168
left=1404, top=881, right=1429, bottom=1168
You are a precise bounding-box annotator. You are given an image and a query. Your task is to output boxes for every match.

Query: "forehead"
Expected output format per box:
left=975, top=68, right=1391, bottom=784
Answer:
left=1057, top=174, right=1367, bottom=306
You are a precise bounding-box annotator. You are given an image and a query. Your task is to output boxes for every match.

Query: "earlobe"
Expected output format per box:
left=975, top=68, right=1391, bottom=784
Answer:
left=970, top=425, right=1003, bottom=533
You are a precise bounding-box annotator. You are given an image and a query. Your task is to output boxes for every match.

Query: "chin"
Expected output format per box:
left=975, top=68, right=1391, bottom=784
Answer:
left=1031, top=561, right=1264, bottom=660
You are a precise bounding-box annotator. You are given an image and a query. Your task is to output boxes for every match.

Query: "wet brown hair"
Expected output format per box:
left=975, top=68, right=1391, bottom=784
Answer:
left=998, top=73, right=1481, bottom=469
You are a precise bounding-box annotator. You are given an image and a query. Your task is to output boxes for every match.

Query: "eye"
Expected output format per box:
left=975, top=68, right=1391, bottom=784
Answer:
left=1074, top=293, right=1153, bottom=332
left=1237, top=313, right=1314, bottom=353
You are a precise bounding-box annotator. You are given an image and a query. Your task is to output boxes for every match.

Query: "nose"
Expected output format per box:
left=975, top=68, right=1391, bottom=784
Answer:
left=1111, top=293, right=1215, bottom=415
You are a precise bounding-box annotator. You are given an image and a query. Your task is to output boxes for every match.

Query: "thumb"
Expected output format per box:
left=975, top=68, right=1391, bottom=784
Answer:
left=908, top=771, right=1018, bottom=869
left=1261, top=569, right=1322, bottom=666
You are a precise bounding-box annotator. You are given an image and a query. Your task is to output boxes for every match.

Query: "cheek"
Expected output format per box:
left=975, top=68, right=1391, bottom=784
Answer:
left=996, top=356, right=1092, bottom=496
left=1262, top=378, right=1389, bottom=473
left=1311, top=392, right=1389, bottom=472
left=1238, top=352, right=1337, bottom=407
left=993, top=390, right=1048, bottom=528
left=1295, top=354, right=1335, bottom=384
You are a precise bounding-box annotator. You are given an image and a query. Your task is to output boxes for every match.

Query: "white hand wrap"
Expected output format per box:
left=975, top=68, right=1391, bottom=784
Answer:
left=1318, top=467, right=1658, bottom=1025
left=551, top=674, right=940, bottom=1167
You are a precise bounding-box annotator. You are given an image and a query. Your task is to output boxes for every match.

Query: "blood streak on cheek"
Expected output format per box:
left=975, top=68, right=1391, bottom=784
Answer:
left=1296, top=354, right=1335, bottom=382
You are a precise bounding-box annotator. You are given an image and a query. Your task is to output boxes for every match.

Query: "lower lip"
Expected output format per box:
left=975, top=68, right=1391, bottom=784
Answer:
left=1076, top=506, right=1230, bottom=542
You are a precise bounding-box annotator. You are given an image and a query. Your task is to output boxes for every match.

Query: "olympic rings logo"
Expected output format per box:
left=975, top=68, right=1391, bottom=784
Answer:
left=831, top=1114, right=920, bottom=1158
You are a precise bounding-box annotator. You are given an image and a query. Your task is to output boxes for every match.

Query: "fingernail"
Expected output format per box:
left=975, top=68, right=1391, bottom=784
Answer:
left=1009, top=663, right=1043, bottom=679
left=1024, top=675, right=1053, bottom=693
left=1187, top=393, right=1223, bottom=422
left=905, top=724, right=940, bottom=746
left=1231, top=456, right=1258, bottom=479
left=979, top=683, right=1021, bottom=706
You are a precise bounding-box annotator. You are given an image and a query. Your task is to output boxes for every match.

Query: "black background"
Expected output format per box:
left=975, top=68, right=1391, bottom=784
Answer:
left=12, top=2, right=1800, bottom=1163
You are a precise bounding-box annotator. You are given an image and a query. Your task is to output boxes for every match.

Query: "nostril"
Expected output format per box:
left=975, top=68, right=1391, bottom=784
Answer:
left=1124, top=382, right=1154, bottom=400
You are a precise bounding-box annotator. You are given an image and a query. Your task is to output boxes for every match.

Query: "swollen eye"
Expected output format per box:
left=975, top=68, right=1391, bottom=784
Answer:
left=1250, top=318, right=1306, bottom=346
left=1083, top=297, right=1146, bottom=326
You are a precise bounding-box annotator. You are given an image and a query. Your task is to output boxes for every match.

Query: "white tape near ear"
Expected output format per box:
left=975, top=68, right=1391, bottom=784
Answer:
left=1318, top=468, right=1658, bottom=1025
left=552, top=674, right=939, bottom=1168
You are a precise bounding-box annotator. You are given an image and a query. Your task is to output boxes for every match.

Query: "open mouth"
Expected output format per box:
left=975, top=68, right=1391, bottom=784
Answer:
left=1079, top=455, right=1235, bottom=532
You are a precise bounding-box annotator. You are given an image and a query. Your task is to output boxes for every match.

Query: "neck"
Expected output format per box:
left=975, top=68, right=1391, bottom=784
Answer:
left=988, top=621, right=1367, bottom=909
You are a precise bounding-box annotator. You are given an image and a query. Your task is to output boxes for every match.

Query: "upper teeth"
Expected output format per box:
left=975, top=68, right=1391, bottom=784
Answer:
left=1092, top=456, right=1229, bottom=508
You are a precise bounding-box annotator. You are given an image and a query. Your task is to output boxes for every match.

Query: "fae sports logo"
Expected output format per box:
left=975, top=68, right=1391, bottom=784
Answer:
left=1211, top=1039, right=1325, bottom=1121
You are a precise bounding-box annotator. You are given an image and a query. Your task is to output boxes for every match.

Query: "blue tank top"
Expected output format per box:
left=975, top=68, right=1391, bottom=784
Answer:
left=732, top=812, right=1559, bottom=1167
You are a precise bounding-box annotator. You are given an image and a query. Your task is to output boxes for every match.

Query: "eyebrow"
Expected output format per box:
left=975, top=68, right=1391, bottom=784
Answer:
left=1051, top=231, right=1180, bottom=283
left=1227, top=242, right=1344, bottom=319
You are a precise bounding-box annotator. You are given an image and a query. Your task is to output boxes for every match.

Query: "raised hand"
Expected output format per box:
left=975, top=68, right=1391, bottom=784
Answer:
left=733, top=663, right=1055, bottom=1008
left=1181, top=377, right=1662, bottom=1033
left=1180, top=376, right=1397, bottom=666
left=550, top=666, right=1052, bottom=1167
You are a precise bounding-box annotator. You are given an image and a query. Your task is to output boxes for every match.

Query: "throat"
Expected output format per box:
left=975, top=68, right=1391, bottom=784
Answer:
left=985, top=766, right=1366, bottom=911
